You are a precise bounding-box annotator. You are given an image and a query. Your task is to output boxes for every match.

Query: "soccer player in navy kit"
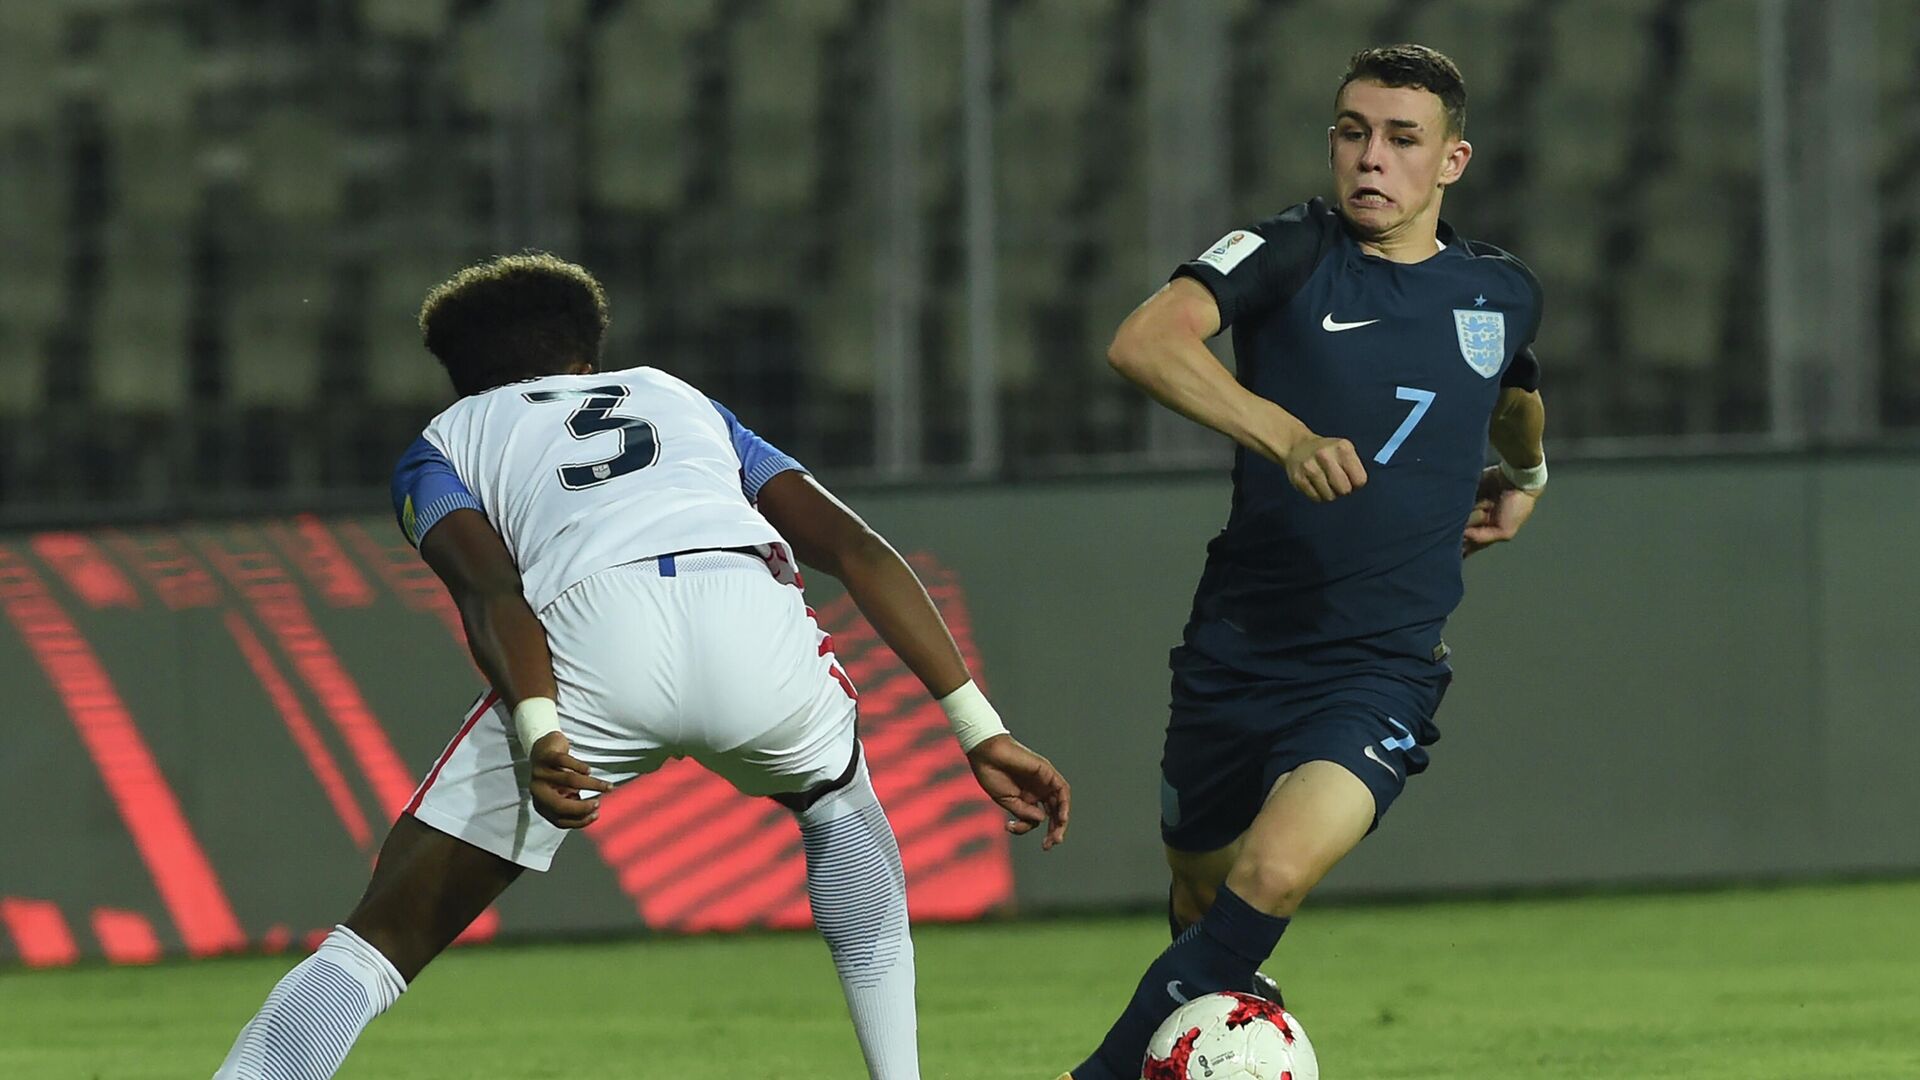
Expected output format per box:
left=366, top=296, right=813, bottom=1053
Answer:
left=1064, top=45, right=1549, bottom=1080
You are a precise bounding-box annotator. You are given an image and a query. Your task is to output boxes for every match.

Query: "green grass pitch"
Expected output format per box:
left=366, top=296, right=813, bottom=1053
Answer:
left=3, top=881, right=1916, bottom=1079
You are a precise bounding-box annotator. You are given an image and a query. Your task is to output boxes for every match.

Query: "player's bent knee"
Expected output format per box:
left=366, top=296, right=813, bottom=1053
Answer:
left=1225, top=854, right=1318, bottom=917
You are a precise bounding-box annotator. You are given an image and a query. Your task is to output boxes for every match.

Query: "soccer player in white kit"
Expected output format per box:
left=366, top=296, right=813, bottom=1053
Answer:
left=212, top=254, right=1071, bottom=1080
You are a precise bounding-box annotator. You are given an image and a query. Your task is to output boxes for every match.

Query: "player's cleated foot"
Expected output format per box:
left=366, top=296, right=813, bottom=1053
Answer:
left=1251, top=969, right=1284, bottom=1007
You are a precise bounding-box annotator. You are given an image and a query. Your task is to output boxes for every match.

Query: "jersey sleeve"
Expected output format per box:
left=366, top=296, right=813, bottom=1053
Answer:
left=390, top=435, right=484, bottom=548
left=1502, top=345, right=1542, bottom=392
left=1499, top=252, right=1545, bottom=391
left=708, top=399, right=807, bottom=502
left=1171, top=198, right=1337, bottom=333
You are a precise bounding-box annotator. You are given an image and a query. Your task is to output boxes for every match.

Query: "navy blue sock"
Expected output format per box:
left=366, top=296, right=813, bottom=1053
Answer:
left=1072, top=885, right=1290, bottom=1080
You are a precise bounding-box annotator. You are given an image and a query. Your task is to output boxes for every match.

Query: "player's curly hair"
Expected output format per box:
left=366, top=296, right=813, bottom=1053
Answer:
left=418, top=252, right=611, bottom=396
left=1340, top=44, right=1467, bottom=137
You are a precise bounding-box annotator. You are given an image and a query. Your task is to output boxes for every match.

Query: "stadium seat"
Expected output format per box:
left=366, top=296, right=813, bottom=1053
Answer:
left=1620, top=175, right=1731, bottom=381
left=588, top=115, right=686, bottom=213
left=366, top=252, right=460, bottom=406
left=358, top=0, right=451, bottom=41
left=1530, top=86, right=1632, bottom=194
left=1619, top=263, right=1723, bottom=373
left=107, top=125, right=201, bottom=225
left=1683, top=0, right=1759, bottom=99
left=94, top=225, right=192, bottom=412
left=997, top=2, right=1117, bottom=218
left=910, top=2, right=963, bottom=209
left=707, top=213, right=806, bottom=305
left=1878, top=2, right=1918, bottom=94
left=0, top=135, right=67, bottom=346
left=1530, top=282, right=1598, bottom=370
left=97, top=16, right=199, bottom=226
left=98, top=17, right=195, bottom=129
left=450, top=4, right=512, bottom=116
left=1547, top=2, right=1653, bottom=102
left=586, top=2, right=697, bottom=212
left=728, top=13, right=823, bottom=209
left=591, top=2, right=698, bottom=118
left=1002, top=1, right=1113, bottom=117
left=1401, top=4, right=1522, bottom=99
left=1454, top=0, right=1536, bottom=14
left=0, top=329, right=44, bottom=416
left=1520, top=189, right=1609, bottom=291
left=804, top=279, right=879, bottom=396
left=783, top=0, right=853, bottom=31
left=0, top=3, right=64, bottom=130
left=910, top=1, right=962, bottom=125
left=225, top=230, right=328, bottom=407
left=1259, top=1, right=1387, bottom=103
left=247, top=107, right=345, bottom=222
left=994, top=254, right=1065, bottom=391
left=636, top=0, right=719, bottom=35
left=1669, top=84, right=1759, bottom=183
left=1634, top=175, right=1737, bottom=289
left=1248, top=0, right=1396, bottom=197
left=997, top=110, right=1084, bottom=220
left=729, top=118, right=819, bottom=210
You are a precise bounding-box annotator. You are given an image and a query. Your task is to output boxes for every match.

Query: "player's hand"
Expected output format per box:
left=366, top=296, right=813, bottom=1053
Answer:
left=964, top=734, right=1070, bottom=850
left=1282, top=433, right=1368, bottom=502
left=528, top=731, right=612, bottom=829
left=1462, top=465, right=1540, bottom=557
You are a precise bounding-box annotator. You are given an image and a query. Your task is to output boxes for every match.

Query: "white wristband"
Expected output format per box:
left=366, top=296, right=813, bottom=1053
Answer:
left=512, top=696, right=562, bottom=750
left=1498, top=449, right=1548, bottom=494
left=937, top=680, right=1009, bottom=754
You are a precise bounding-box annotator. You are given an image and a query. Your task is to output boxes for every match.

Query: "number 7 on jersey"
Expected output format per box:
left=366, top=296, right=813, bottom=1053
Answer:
left=1374, top=386, right=1436, bottom=465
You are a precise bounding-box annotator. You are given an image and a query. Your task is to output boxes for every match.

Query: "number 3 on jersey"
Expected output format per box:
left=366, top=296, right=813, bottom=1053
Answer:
left=1374, top=386, right=1436, bottom=465
left=524, top=385, right=660, bottom=489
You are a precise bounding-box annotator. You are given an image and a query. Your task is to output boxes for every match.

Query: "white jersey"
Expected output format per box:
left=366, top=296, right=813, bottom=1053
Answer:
left=390, top=366, right=805, bottom=611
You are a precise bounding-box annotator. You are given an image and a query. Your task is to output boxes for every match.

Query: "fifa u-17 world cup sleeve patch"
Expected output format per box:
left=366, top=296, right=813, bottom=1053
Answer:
left=1193, top=229, right=1266, bottom=275
left=1171, top=199, right=1336, bottom=333
left=390, top=435, right=484, bottom=548
left=708, top=398, right=807, bottom=502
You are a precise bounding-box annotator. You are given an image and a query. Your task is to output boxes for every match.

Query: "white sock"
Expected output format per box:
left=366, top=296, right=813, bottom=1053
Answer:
left=797, top=753, right=921, bottom=1080
left=213, top=925, right=406, bottom=1080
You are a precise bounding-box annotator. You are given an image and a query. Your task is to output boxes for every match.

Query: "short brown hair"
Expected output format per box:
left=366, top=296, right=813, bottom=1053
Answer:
left=418, top=252, right=611, bottom=396
left=1339, top=44, right=1467, bottom=137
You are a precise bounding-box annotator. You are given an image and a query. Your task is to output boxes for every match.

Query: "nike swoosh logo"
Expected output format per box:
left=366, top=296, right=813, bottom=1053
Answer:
left=1166, top=980, right=1191, bottom=1005
left=1322, top=314, right=1381, bottom=332
left=1363, top=744, right=1400, bottom=779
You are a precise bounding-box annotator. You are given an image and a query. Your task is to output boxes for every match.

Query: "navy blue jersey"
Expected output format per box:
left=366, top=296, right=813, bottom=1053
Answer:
left=1174, top=198, right=1543, bottom=679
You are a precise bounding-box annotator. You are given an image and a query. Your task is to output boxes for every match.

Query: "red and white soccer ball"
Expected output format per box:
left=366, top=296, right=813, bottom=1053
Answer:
left=1140, top=991, right=1318, bottom=1080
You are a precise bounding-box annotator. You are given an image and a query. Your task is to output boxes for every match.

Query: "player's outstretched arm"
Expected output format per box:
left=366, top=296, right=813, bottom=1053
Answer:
left=1464, top=387, right=1547, bottom=557
left=418, top=509, right=610, bottom=827
left=1108, top=278, right=1367, bottom=501
left=756, top=471, right=1070, bottom=848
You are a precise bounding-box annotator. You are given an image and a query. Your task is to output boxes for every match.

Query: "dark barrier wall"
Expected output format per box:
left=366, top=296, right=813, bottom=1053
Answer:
left=0, top=526, right=1012, bottom=966
left=3, top=455, right=1917, bottom=965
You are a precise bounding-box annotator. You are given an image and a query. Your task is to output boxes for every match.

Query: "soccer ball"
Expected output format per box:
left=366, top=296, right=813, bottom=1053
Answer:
left=1140, top=991, right=1318, bottom=1080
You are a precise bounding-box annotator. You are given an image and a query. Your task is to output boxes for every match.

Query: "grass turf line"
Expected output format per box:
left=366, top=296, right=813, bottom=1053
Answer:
left=1, top=881, right=1916, bottom=1079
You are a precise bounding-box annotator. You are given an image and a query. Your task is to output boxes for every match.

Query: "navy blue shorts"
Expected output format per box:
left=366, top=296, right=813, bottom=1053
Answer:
left=1158, top=645, right=1451, bottom=853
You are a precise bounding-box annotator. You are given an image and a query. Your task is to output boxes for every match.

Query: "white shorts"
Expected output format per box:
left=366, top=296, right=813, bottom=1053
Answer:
left=405, top=550, right=858, bottom=871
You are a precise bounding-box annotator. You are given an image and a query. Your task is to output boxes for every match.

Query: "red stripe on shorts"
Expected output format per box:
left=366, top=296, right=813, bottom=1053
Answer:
left=404, top=691, right=501, bottom=816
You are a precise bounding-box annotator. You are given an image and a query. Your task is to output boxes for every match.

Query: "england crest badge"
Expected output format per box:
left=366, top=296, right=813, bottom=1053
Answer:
left=1452, top=309, right=1506, bottom=378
